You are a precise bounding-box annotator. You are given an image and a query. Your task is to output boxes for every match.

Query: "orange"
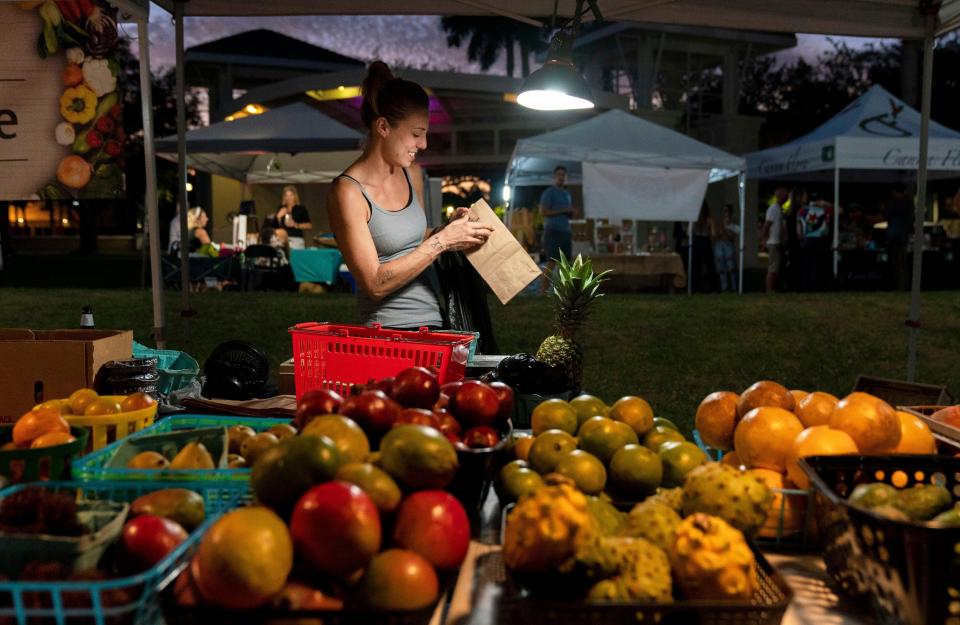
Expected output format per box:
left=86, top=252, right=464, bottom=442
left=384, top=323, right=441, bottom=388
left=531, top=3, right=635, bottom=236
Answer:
left=795, top=391, right=839, bottom=428
left=30, top=431, right=76, bottom=449
left=531, top=399, right=578, bottom=436
left=120, top=392, right=157, bottom=412
left=554, top=450, right=607, bottom=495
left=84, top=397, right=122, bottom=416
left=695, top=391, right=739, bottom=451
left=608, top=444, right=663, bottom=498
left=733, top=407, right=804, bottom=473
left=528, top=430, right=577, bottom=474
left=303, top=415, right=370, bottom=464
left=13, top=407, right=70, bottom=447
left=893, top=411, right=937, bottom=455
left=511, top=433, right=534, bottom=461
left=577, top=416, right=639, bottom=464
left=39, top=399, right=72, bottom=415
left=789, top=390, right=809, bottom=406
left=193, top=507, right=293, bottom=609
left=785, top=425, right=858, bottom=488
left=68, top=388, right=98, bottom=415
left=569, top=394, right=609, bottom=430
left=721, top=450, right=745, bottom=469
left=737, top=381, right=795, bottom=418
left=828, top=392, right=900, bottom=454
left=609, top=396, right=655, bottom=437
left=746, top=468, right=807, bottom=538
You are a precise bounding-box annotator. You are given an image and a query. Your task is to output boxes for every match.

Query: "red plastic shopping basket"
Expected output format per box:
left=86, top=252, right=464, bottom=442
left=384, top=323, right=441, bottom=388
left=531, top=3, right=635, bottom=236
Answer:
left=289, top=322, right=474, bottom=398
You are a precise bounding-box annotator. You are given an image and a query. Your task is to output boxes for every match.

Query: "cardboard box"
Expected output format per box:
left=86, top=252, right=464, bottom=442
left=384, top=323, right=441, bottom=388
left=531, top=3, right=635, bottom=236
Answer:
left=0, top=329, right=133, bottom=423
left=278, top=357, right=296, bottom=396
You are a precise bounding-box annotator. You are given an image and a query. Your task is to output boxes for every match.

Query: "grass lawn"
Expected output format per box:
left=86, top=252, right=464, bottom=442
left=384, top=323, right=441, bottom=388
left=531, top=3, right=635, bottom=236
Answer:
left=0, top=288, right=957, bottom=434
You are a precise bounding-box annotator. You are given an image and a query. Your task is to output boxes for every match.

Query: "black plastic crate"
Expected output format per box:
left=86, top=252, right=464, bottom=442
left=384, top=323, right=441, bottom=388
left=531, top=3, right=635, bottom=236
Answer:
left=800, top=454, right=960, bottom=625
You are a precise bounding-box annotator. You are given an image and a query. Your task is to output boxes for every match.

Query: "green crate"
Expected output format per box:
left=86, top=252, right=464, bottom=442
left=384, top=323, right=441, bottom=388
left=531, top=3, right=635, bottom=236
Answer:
left=0, top=426, right=90, bottom=483
left=72, top=415, right=284, bottom=482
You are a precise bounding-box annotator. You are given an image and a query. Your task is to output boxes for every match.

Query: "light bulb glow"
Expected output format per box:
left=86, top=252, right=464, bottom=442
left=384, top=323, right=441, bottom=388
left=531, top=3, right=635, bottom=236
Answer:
left=517, top=89, right=594, bottom=111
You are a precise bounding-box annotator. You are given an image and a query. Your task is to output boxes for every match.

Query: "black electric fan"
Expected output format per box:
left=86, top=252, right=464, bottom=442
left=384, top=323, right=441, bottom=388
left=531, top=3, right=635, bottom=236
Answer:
left=202, top=340, right=271, bottom=400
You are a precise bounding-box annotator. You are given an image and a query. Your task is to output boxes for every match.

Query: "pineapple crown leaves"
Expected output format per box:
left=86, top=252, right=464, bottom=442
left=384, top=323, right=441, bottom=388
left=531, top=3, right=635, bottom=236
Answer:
left=547, top=251, right=612, bottom=335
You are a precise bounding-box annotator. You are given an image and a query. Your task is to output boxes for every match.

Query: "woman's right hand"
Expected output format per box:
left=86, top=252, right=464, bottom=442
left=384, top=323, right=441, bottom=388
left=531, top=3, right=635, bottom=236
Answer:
left=438, top=211, right=494, bottom=251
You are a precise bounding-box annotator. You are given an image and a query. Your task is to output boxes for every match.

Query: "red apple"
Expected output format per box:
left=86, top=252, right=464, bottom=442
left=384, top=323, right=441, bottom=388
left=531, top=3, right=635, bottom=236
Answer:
left=433, top=392, right=450, bottom=411
left=372, top=377, right=395, bottom=394
left=451, top=381, right=500, bottom=427
left=441, top=381, right=463, bottom=399
left=394, top=408, right=440, bottom=429
left=444, top=431, right=463, bottom=446
left=393, top=491, right=470, bottom=570
left=121, top=514, right=188, bottom=571
left=359, top=549, right=439, bottom=611
left=463, top=426, right=500, bottom=449
left=488, top=382, right=515, bottom=421
left=295, top=388, right=343, bottom=430
left=390, top=367, right=440, bottom=409
left=436, top=412, right=462, bottom=437
left=291, top=482, right=381, bottom=578
left=340, top=390, right=403, bottom=434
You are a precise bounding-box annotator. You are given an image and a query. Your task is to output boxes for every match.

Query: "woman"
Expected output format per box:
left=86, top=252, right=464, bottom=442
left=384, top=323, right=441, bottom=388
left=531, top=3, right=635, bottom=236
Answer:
left=711, top=204, right=740, bottom=292
left=270, top=185, right=312, bottom=250
left=328, top=62, right=493, bottom=329
left=186, top=207, right=213, bottom=254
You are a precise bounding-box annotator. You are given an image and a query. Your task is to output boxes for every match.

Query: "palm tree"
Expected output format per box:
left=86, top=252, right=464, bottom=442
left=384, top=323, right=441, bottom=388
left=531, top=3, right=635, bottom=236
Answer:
left=441, top=17, right=547, bottom=77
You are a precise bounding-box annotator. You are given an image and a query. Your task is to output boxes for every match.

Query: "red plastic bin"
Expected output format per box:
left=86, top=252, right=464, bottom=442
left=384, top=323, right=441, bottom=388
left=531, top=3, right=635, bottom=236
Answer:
left=290, top=322, right=474, bottom=398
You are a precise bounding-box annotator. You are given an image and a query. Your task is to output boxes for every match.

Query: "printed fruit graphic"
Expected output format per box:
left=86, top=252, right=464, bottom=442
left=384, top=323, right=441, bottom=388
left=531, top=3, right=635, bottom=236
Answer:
left=745, top=468, right=807, bottom=538
left=528, top=429, right=577, bottom=474
left=121, top=514, right=188, bottom=571
left=193, top=507, right=293, bottom=609
left=83, top=397, right=123, bottom=416
left=733, top=407, right=804, bottom=473
left=577, top=416, right=639, bottom=464
left=554, top=449, right=607, bottom=495
left=170, top=442, right=215, bottom=470
left=13, top=407, right=70, bottom=447
left=451, top=381, right=500, bottom=427
left=120, top=392, right=156, bottom=412
left=359, top=549, right=439, bottom=611
left=390, top=367, right=440, bottom=409
left=291, top=482, right=381, bottom=577
left=379, top=425, right=459, bottom=490
left=795, top=391, right=838, bottom=428
left=29, top=430, right=76, bottom=449
left=785, top=425, right=858, bottom=489
left=127, top=451, right=170, bottom=470
left=657, top=441, right=708, bottom=488
left=335, top=462, right=403, bottom=514
left=393, top=490, right=470, bottom=570
left=670, top=513, right=757, bottom=600
left=608, top=444, right=663, bottom=499
left=68, top=388, right=98, bottom=415
left=251, top=434, right=342, bottom=517
left=682, top=463, right=773, bottom=537
left=302, top=415, right=370, bottom=464
left=893, top=410, right=937, bottom=455
left=609, top=396, right=655, bottom=437
left=531, top=399, right=578, bottom=435
left=737, top=381, right=795, bottom=418
left=569, top=394, right=609, bottom=428
left=829, top=392, right=900, bottom=453
left=294, top=388, right=343, bottom=430
left=695, top=391, right=739, bottom=451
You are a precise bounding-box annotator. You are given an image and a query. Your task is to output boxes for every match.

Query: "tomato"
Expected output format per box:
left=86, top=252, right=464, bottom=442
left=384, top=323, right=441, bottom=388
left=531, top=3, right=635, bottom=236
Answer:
left=121, top=514, right=188, bottom=571
left=393, top=490, right=469, bottom=570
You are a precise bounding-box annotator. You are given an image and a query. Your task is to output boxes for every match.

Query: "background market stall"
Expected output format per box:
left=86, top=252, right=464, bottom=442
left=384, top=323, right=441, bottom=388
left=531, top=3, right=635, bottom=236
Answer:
left=504, top=109, right=746, bottom=293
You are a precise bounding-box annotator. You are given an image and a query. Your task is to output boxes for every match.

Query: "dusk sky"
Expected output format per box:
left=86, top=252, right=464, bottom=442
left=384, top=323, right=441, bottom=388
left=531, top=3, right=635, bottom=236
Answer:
left=133, top=3, right=891, bottom=74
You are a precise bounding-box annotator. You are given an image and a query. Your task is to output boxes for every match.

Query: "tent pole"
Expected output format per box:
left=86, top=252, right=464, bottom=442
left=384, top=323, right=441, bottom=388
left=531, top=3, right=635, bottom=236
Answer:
left=138, top=17, right=165, bottom=349
left=832, top=165, right=840, bottom=280
left=738, top=172, right=745, bottom=294
left=687, top=220, right=693, bottom=295
left=907, top=14, right=936, bottom=383
left=174, top=1, right=193, bottom=334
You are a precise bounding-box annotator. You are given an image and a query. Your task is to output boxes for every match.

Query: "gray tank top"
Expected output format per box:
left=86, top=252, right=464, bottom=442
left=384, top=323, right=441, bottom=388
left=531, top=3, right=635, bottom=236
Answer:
left=337, top=169, right=443, bottom=329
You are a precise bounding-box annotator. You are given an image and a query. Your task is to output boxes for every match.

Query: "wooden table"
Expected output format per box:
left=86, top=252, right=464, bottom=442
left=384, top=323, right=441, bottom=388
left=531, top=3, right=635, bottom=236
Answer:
left=589, top=253, right=687, bottom=291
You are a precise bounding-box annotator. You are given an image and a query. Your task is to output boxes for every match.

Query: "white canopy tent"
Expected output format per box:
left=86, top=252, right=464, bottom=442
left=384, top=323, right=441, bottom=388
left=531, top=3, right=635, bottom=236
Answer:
left=505, top=109, right=747, bottom=293
left=745, top=84, right=960, bottom=276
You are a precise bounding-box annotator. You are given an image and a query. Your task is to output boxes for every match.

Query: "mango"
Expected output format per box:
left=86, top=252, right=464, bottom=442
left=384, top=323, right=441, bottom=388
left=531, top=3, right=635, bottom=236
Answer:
left=131, top=488, right=206, bottom=530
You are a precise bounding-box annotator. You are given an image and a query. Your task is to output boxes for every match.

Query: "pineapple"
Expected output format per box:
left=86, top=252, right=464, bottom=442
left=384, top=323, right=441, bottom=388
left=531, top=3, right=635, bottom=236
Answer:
left=536, top=252, right=610, bottom=391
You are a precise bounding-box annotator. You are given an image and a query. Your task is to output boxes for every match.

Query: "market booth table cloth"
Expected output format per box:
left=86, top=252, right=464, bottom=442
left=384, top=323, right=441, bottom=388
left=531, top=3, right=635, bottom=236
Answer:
left=589, top=253, right=687, bottom=291
left=289, top=249, right=343, bottom=285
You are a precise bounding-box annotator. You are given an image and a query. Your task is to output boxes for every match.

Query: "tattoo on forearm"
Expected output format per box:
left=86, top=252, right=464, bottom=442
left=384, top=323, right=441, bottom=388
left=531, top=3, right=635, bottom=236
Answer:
left=431, top=235, right=444, bottom=252
left=378, top=269, right=394, bottom=285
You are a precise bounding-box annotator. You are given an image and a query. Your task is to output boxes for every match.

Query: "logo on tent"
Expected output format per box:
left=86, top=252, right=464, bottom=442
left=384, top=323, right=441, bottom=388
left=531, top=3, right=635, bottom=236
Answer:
left=821, top=146, right=835, bottom=162
left=859, top=99, right=911, bottom=138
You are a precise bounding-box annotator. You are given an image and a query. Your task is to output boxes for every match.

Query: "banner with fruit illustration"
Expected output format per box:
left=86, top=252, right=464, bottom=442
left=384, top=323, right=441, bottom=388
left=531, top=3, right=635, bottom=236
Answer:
left=0, top=1, right=124, bottom=201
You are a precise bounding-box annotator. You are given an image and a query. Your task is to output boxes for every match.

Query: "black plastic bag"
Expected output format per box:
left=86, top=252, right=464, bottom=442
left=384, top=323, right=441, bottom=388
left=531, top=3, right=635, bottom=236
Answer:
left=433, top=251, right=500, bottom=355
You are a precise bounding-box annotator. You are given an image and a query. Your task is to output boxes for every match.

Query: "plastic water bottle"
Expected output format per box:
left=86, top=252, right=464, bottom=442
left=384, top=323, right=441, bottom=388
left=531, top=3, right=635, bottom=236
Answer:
left=80, top=305, right=94, bottom=329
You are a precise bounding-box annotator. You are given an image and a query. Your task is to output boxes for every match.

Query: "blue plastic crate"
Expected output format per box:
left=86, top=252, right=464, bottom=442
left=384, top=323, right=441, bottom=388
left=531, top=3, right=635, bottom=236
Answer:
left=0, top=480, right=249, bottom=625
left=72, top=414, right=285, bottom=483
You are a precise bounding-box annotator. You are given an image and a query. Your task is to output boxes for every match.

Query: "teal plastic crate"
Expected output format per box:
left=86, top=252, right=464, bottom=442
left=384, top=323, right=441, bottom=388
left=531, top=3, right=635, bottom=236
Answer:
left=0, top=480, right=248, bottom=625
left=133, top=341, right=200, bottom=395
left=72, top=415, right=284, bottom=483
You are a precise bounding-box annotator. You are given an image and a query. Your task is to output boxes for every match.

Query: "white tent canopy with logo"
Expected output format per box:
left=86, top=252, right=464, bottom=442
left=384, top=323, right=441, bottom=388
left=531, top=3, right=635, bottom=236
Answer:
left=505, top=109, right=746, bottom=292
left=746, top=84, right=960, bottom=275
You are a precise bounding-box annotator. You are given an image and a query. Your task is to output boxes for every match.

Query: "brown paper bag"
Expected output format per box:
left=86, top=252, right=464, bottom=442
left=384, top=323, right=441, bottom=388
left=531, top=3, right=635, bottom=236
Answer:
left=464, top=199, right=543, bottom=304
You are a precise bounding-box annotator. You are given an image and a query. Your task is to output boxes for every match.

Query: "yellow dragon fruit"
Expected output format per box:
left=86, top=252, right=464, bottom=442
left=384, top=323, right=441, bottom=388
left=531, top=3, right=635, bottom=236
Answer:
left=669, top=513, right=757, bottom=600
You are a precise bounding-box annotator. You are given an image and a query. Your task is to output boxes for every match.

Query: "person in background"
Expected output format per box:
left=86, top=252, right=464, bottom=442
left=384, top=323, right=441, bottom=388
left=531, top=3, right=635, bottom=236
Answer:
left=673, top=221, right=689, bottom=271
left=539, top=165, right=579, bottom=294
left=784, top=187, right=806, bottom=291
left=328, top=61, right=492, bottom=330
left=690, top=200, right=716, bottom=292
left=885, top=182, right=914, bottom=291
left=185, top=207, right=215, bottom=256
left=761, top=187, right=788, bottom=293
left=799, top=192, right=830, bottom=291
left=269, top=185, right=312, bottom=250
left=712, top=203, right=740, bottom=292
